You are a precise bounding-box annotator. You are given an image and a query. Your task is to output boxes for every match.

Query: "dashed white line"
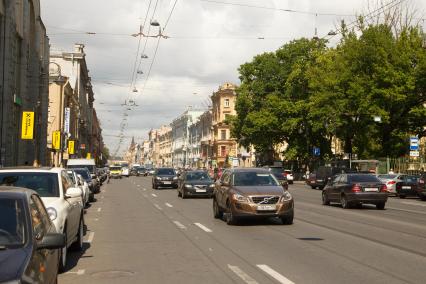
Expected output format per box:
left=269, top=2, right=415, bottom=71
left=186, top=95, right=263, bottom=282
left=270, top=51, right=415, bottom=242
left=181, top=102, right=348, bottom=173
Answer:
left=228, top=265, right=259, bottom=284
left=173, top=221, right=187, bottom=230
left=152, top=193, right=158, bottom=197
left=66, top=269, right=85, bottom=275
left=194, top=223, right=212, bottom=233
left=97, top=208, right=102, bottom=212
left=143, top=188, right=147, bottom=191
left=137, top=185, right=141, bottom=187
left=94, top=218, right=99, bottom=221
left=401, top=201, right=426, bottom=207
left=85, top=232, right=95, bottom=244
left=165, top=203, right=173, bottom=208
left=257, top=265, right=294, bottom=284
left=154, top=204, right=162, bottom=210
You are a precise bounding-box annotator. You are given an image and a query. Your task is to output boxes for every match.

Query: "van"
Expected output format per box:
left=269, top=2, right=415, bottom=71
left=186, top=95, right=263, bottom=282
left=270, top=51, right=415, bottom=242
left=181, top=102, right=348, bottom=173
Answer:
left=315, top=166, right=356, bottom=189
left=67, top=159, right=96, bottom=175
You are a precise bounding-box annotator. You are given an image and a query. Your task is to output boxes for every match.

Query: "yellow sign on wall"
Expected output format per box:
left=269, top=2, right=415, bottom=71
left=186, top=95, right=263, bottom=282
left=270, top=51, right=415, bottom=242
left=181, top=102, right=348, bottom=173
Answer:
left=68, top=140, right=75, bottom=154
left=52, top=131, right=61, bottom=150
left=86, top=153, right=91, bottom=159
left=21, top=112, right=34, bottom=140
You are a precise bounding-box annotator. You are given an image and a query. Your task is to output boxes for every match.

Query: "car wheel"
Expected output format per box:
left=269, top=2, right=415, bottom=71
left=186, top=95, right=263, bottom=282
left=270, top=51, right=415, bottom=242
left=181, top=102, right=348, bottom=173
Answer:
left=311, top=186, right=316, bottom=189
left=213, top=198, right=223, bottom=219
left=281, top=212, right=294, bottom=225
left=322, top=191, right=330, bottom=205
left=421, top=196, right=426, bottom=201
left=59, top=227, right=68, bottom=272
left=226, top=202, right=238, bottom=225
left=341, top=194, right=350, bottom=209
left=70, top=217, right=84, bottom=251
left=376, top=202, right=385, bottom=210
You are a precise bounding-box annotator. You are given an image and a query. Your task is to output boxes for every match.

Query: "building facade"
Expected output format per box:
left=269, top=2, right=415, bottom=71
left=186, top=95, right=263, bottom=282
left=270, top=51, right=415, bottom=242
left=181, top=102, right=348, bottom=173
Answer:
left=158, top=125, right=172, bottom=167
left=0, top=0, right=49, bottom=166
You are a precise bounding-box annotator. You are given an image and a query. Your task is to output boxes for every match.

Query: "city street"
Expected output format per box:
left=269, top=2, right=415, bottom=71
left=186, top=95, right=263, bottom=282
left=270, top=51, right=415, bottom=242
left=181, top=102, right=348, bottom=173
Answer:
left=60, top=177, right=426, bottom=284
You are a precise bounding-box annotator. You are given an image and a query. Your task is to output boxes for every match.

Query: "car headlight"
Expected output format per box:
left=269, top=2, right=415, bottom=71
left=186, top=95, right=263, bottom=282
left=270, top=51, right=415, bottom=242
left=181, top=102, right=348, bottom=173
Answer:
left=47, top=207, right=58, bottom=221
left=173, top=176, right=178, bottom=180
left=232, top=193, right=249, bottom=203
left=209, top=184, right=215, bottom=188
left=185, top=184, right=193, bottom=188
left=280, top=191, right=292, bottom=202
left=156, top=177, right=162, bottom=180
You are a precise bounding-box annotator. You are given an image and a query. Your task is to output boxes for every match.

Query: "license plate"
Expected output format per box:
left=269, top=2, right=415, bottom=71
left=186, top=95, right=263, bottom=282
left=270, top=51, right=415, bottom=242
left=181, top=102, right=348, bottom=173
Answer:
left=317, top=179, right=323, bottom=182
left=163, top=181, right=171, bottom=185
left=257, top=205, right=276, bottom=211
left=364, top=188, right=378, bottom=192
left=402, top=186, right=411, bottom=189
left=196, top=189, right=207, bottom=193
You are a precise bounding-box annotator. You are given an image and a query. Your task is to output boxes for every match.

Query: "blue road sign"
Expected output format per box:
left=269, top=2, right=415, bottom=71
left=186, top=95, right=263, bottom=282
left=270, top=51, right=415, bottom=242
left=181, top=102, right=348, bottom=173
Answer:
left=410, top=137, right=419, bottom=151
left=313, top=147, right=320, bottom=157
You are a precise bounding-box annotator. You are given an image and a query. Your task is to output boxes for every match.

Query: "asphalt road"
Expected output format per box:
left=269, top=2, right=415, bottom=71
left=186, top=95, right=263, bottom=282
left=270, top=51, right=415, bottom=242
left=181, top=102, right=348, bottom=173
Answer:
left=59, top=177, right=426, bottom=284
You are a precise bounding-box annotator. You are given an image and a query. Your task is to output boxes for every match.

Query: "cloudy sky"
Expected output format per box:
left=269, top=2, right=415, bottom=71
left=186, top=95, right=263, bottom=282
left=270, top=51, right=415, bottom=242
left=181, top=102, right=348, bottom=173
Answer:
left=41, top=0, right=426, bottom=156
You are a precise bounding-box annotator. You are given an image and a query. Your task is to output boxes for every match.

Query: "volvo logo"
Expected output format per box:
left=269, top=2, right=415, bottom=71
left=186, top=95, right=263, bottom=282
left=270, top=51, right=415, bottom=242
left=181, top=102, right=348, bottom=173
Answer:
left=259, top=196, right=275, bottom=204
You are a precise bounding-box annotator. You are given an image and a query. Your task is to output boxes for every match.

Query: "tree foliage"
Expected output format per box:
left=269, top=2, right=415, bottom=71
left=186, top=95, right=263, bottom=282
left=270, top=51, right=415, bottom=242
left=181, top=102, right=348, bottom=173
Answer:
left=232, top=23, right=426, bottom=162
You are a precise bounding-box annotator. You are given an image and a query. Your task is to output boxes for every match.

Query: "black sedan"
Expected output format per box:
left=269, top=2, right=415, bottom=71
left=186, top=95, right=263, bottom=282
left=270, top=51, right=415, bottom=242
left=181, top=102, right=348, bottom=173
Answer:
left=152, top=168, right=178, bottom=189
left=322, top=173, right=388, bottom=209
left=396, top=175, right=425, bottom=200
left=0, top=186, right=65, bottom=283
left=178, top=170, right=215, bottom=198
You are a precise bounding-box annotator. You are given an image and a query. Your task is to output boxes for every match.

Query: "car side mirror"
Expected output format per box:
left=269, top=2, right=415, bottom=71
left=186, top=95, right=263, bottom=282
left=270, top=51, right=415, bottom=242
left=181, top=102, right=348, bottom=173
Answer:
left=37, top=233, right=66, bottom=250
left=65, top=187, right=82, bottom=198
left=280, top=180, right=289, bottom=190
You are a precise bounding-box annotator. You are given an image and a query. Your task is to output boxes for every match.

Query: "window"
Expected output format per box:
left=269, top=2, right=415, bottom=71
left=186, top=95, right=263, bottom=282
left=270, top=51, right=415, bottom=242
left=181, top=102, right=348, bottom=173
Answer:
left=61, top=171, right=72, bottom=193
left=221, top=130, right=226, bottom=140
left=29, top=197, right=46, bottom=239
left=220, top=146, right=227, bottom=157
left=0, top=198, right=26, bottom=246
left=224, top=98, right=230, bottom=108
left=0, top=172, right=59, bottom=197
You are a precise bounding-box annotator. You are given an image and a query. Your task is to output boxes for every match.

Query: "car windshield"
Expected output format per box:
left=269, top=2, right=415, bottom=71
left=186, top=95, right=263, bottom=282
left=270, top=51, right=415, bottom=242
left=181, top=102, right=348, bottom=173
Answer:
left=0, top=198, right=26, bottom=247
left=404, top=176, right=419, bottom=183
left=0, top=173, right=59, bottom=197
left=73, top=169, right=91, bottom=181
left=68, top=165, right=96, bottom=173
left=233, top=172, right=279, bottom=186
left=378, top=174, right=397, bottom=179
left=67, top=171, right=76, bottom=184
left=186, top=172, right=211, bottom=181
left=348, top=175, right=380, bottom=183
left=110, top=167, right=121, bottom=171
left=157, top=169, right=175, bottom=175
left=270, top=168, right=284, bottom=177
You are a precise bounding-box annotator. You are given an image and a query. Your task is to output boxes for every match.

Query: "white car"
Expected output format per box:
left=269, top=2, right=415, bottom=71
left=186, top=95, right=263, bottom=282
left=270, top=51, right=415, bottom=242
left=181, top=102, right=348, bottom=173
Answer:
left=67, top=169, right=90, bottom=206
left=284, top=170, right=294, bottom=184
left=0, top=167, right=85, bottom=271
left=121, top=167, right=130, bottom=177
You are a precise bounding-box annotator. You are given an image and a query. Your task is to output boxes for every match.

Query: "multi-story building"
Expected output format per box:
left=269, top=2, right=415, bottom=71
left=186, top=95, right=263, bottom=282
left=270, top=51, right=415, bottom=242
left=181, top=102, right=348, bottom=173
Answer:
left=0, top=0, right=49, bottom=166
left=211, top=83, right=254, bottom=168
left=49, top=44, right=97, bottom=163
left=158, top=125, right=172, bottom=167
left=171, top=108, right=204, bottom=168
left=188, top=110, right=213, bottom=168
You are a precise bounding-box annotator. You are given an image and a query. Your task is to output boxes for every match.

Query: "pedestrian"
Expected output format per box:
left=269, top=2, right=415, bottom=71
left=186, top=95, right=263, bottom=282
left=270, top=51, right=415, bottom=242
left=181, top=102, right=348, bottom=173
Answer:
left=388, top=168, right=394, bottom=174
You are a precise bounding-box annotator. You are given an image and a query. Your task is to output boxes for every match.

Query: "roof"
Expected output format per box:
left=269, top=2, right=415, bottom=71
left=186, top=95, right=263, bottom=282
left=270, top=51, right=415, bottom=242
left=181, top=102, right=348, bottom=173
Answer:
left=227, top=168, right=271, bottom=173
left=0, top=186, right=37, bottom=198
left=0, top=167, right=62, bottom=173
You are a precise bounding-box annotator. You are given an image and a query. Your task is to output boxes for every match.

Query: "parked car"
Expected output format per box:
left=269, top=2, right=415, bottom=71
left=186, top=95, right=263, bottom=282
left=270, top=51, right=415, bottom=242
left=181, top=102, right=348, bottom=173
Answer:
left=76, top=173, right=92, bottom=204
left=396, top=175, right=425, bottom=200
left=377, top=174, right=404, bottom=195
left=178, top=170, right=215, bottom=198
left=152, top=168, right=178, bottom=189
left=263, top=166, right=289, bottom=189
left=137, top=167, right=147, bottom=176
left=213, top=168, right=294, bottom=225
left=316, top=166, right=356, bottom=189
left=147, top=168, right=156, bottom=176
left=130, top=167, right=139, bottom=176
left=67, top=158, right=97, bottom=180
left=322, top=173, right=388, bottom=209
left=0, top=168, right=85, bottom=271
left=109, top=165, right=122, bottom=179
left=72, top=167, right=98, bottom=199
left=0, top=186, right=65, bottom=283
left=67, top=169, right=90, bottom=206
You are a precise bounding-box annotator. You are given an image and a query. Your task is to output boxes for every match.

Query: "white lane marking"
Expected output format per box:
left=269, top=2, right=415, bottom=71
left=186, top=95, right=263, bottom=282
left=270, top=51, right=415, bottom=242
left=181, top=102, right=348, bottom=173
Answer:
left=97, top=208, right=102, bottom=212
left=85, top=232, right=95, bottom=244
left=154, top=204, right=162, bottom=210
left=228, top=265, right=259, bottom=284
left=165, top=202, right=173, bottom=208
left=66, top=269, right=85, bottom=275
left=152, top=193, right=158, bottom=197
left=401, top=201, right=426, bottom=207
left=137, top=185, right=141, bottom=187
left=94, top=218, right=99, bottom=221
left=173, top=221, right=187, bottom=229
left=143, top=188, right=147, bottom=191
left=194, top=223, right=212, bottom=233
left=257, top=265, right=294, bottom=284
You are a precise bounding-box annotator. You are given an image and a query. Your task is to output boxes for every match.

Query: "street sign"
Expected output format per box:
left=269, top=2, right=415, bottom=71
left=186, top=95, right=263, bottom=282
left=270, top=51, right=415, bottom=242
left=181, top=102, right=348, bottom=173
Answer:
left=21, top=111, right=34, bottom=140
left=64, top=107, right=70, bottom=134
left=410, top=137, right=419, bottom=151
left=68, top=140, right=75, bottom=154
left=52, top=131, right=61, bottom=150
left=410, top=151, right=420, bottom=157
left=313, top=147, right=320, bottom=157
left=86, top=153, right=91, bottom=159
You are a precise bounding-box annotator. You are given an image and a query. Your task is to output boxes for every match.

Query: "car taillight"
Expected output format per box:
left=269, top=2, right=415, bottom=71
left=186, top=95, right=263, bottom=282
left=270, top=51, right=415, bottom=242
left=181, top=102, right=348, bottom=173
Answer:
left=387, top=181, right=396, bottom=185
left=419, top=179, right=425, bottom=184
left=380, top=184, right=388, bottom=192
left=352, top=184, right=361, bottom=192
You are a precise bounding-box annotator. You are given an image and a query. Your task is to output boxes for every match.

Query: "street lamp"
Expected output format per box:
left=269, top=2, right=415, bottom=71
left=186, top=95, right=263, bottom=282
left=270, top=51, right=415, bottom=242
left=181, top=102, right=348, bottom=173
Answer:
left=150, top=20, right=160, bottom=27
